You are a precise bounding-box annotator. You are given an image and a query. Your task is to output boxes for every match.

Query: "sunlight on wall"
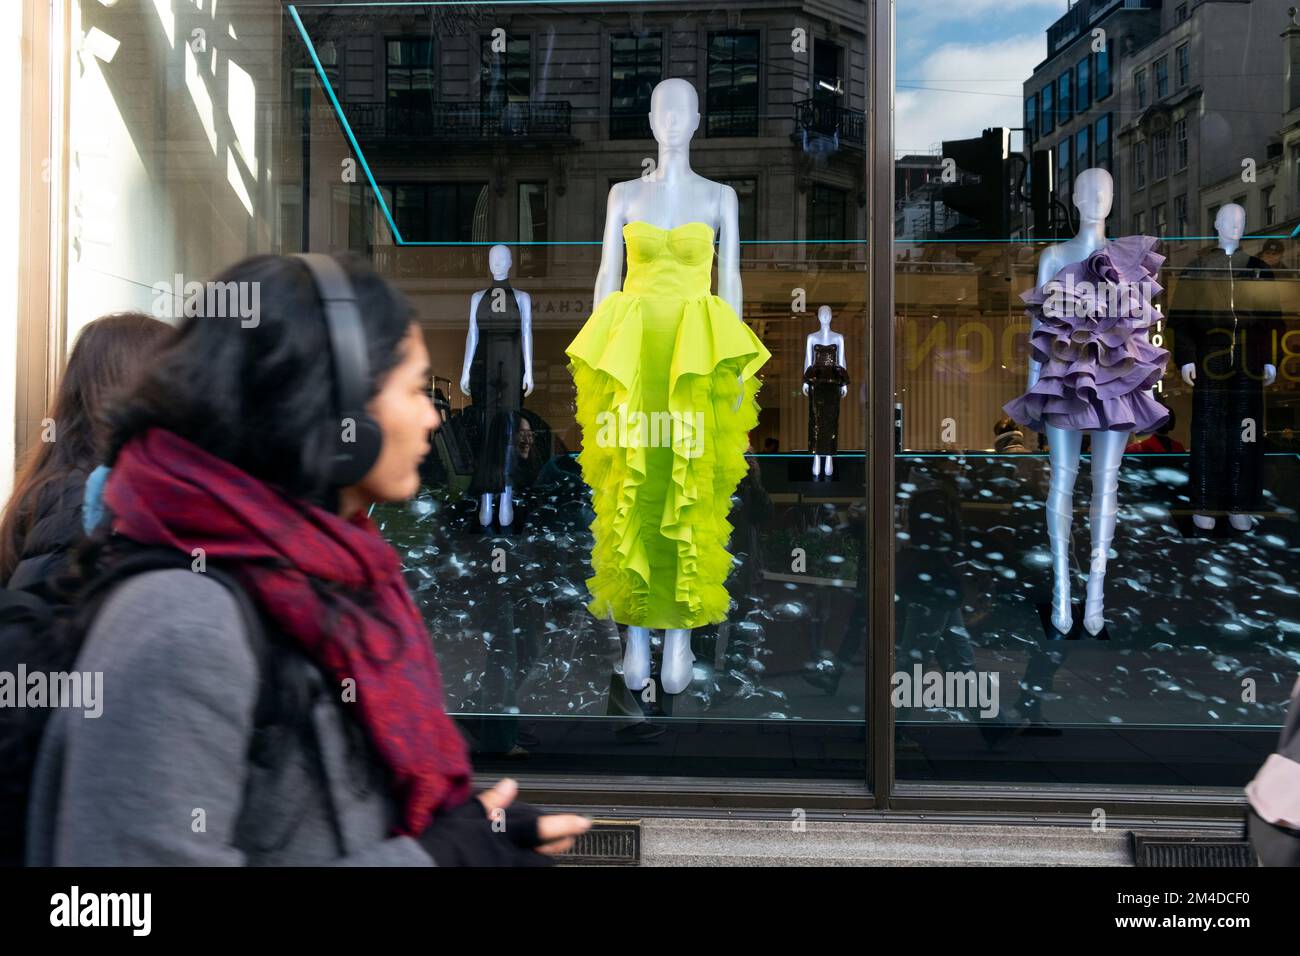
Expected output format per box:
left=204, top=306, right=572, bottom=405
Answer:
left=227, top=56, right=257, bottom=215
left=184, top=41, right=218, bottom=156
left=0, top=0, right=22, bottom=502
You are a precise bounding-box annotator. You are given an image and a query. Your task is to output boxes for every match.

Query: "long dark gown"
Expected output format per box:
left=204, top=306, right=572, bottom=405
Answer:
left=468, top=280, right=524, bottom=496
left=1168, top=249, right=1285, bottom=515
left=803, top=343, right=849, bottom=455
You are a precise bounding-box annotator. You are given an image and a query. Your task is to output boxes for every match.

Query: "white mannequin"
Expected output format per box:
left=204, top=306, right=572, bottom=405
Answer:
left=1030, top=168, right=1134, bottom=637
left=802, top=305, right=847, bottom=477
left=459, top=244, right=534, bottom=527
left=594, top=77, right=745, bottom=695
left=1180, top=203, right=1277, bottom=532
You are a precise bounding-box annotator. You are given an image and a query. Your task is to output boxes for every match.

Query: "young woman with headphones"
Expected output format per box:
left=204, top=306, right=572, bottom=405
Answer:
left=24, top=253, right=589, bottom=865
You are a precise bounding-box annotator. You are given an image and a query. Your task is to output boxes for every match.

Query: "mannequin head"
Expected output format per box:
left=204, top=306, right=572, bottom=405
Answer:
left=487, top=244, right=513, bottom=278
left=648, top=79, right=700, bottom=149
left=1072, top=167, right=1114, bottom=223
left=1215, top=204, right=1246, bottom=246
left=817, top=305, right=833, bottom=327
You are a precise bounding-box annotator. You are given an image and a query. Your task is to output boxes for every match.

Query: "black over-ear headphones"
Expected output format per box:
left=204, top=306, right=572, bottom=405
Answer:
left=293, top=253, right=384, bottom=487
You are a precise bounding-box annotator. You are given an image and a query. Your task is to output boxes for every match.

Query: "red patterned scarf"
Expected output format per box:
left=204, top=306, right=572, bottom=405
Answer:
left=104, top=427, right=472, bottom=835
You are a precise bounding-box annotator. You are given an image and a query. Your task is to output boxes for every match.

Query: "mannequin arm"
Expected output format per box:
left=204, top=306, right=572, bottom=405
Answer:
left=1026, top=252, right=1059, bottom=391
left=461, top=293, right=482, bottom=395
left=518, top=291, right=534, bottom=395
left=802, top=336, right=813, bottom=396
left=593, top=184, right=627, bottom=309
left=716, top=184, right=742, bottom=317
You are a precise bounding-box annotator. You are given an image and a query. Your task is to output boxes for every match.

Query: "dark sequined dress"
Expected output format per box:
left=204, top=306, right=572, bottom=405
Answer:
left=803, top=343, right=849, bottom=455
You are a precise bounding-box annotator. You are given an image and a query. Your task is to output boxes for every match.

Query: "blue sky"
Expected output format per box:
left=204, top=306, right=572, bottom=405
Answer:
left=895, top=0, right=1067, bottom=156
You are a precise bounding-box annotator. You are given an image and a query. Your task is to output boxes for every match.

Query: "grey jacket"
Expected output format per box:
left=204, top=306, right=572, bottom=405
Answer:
left=26, top=569, right=435, bottom=866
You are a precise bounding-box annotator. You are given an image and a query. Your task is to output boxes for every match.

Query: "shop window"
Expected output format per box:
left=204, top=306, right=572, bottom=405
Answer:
left=1094, top=45, right=1111, bottom=99
left=610, top=32, right=662, bottom=139
left=706, top=30, right=760, bottom=136
left=386, top=37, right=436, bottom=116
left=813, top=39, right=844, bottom=99
left=516, top=182, right=548, bottom=276
left=481, top=33, right=531, bottom=105
left=806, top=182, right=847, bottom=242
left=1094, top=113, right=1111, bottom=171
left=721, top=177, right=759, bottom=243
left=390, top=182, right=489, bottom=243
left=1152, top=128, right=1168, bottom=181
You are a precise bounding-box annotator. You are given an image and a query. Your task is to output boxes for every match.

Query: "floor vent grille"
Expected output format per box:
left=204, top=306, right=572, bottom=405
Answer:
left=555, top=821, right=641, bottom=866
left=1132, top=834, right=1256, bottom=867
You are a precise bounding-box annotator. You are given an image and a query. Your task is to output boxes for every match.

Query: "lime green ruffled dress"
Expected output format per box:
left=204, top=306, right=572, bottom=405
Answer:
left=566, top=220, right=771, bottom=630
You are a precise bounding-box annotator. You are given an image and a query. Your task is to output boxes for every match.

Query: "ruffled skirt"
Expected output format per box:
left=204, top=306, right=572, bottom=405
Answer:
left=566, top=291, right=770, bottom=629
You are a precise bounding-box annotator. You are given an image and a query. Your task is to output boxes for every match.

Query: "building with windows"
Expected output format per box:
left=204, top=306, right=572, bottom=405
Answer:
left=1022, top=0, right=1161, bottom=234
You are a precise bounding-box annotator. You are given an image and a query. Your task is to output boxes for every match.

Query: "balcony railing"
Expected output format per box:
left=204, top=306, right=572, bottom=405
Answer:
left=793, top=98, right=865, bottom=149
left=345, top=101, right=573, bottom=145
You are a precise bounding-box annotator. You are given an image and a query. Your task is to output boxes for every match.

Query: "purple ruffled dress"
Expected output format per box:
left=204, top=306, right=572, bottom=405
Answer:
left=1004, top=235, right=1171, bottom=433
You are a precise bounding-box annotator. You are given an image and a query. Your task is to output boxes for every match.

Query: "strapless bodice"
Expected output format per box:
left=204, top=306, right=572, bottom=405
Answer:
left=621, top=220, right=716, bottom=299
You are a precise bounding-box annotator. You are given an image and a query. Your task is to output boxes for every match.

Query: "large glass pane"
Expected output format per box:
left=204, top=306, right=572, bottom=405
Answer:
left=895, top=0, right=1299, bottom=786
left=281, top=1, right=872, bottom=780
left=59, top=0, right=871, bottom=785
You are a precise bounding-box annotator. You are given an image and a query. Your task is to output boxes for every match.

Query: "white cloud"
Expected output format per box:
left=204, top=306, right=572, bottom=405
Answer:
left=896, top=34, right=1045, bottom=155
left=900, top=0, right=1065, bottom=23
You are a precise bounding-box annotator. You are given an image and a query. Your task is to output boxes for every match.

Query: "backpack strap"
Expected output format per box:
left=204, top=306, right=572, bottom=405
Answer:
left=79, top=547, right=272, bottom=726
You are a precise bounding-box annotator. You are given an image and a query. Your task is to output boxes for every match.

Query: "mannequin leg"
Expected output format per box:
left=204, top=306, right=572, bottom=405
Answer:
left=478, top=493, right=494, bottom=527
left=825, top=455, right=834, bottom=477
left=812, top=455, right=822, bottom=478
left=1044, top=425, right=1083, bottom=635
left=622, top=626, right=651, bottom=691
left=498, top=487, right=514, bottom=526
left=661, top=628, right=696, bottom=694
left=1083, top=430, right=1127, bottom=636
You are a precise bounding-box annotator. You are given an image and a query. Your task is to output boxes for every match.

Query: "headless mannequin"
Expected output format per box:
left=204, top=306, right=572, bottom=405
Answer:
left=1181, top=203, right=1277, bottom=532
left=802, top=305, right=848, bottom=477
left=460, top=244, right=534, bottom=527
left=1030, top=168, right=1132, bottom=637
left=594, top=77, right=745, bottom=695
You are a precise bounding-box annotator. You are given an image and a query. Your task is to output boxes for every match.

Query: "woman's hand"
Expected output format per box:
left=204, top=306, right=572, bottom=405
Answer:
left=477, top=778, right=591, bottom=856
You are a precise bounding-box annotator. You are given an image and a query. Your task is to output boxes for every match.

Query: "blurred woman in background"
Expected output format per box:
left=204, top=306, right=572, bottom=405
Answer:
left=0, top=312, right=171, bottom=597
